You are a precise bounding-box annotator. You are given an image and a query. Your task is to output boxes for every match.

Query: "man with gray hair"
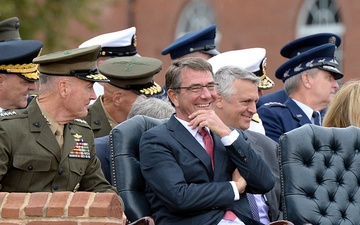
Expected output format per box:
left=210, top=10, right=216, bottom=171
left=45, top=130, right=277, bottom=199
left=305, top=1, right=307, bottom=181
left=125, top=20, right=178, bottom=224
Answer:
left=257, top=43, right=343, bottom=142
left=214, top=65, right=281, bottom=223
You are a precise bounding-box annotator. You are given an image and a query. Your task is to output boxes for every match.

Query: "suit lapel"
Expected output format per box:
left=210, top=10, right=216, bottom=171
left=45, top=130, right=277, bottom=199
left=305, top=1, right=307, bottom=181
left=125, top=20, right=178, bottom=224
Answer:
left=167, top=116, right=214, bottom=176
left=212, top=133, right=229, bottom=180
left=27, top=100, right=61, bottom=161
left=284, top=98, right=311, bottom=126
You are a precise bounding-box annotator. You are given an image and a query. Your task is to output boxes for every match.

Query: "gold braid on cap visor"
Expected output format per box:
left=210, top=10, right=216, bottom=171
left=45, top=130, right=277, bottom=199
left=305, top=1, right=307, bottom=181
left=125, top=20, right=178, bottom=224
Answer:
left=0, top=63, right=39, bottom=80
left=86, top=74, right=109, bottom=80
left=139, top=82, right=163, bottom=95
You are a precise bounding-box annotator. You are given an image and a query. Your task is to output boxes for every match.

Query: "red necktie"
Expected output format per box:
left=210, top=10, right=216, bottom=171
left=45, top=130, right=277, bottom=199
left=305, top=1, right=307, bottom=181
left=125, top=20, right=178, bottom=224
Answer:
left=199, top=129, right=237, bottom=221
left=198, top=129, right=214, bottom=169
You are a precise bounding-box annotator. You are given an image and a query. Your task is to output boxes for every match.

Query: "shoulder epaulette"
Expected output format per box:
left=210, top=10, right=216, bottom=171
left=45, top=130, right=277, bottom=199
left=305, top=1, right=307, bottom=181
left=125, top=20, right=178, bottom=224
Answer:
left=73, top=118, right=88, bottom=124
left=0, top=110, right=27, bottom=121
left=71, top=118, right=91, bottom=129
left=0, top=110, right=17, bottom=117
left=263, top=102, right=286, bottom=107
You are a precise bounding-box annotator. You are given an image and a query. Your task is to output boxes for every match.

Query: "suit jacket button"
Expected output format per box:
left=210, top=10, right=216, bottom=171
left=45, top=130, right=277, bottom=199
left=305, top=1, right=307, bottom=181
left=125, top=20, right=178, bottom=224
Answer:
left=32, top=122, right=41, bottom=128
left=58, top=167, right=64, bottom=175
left=28, top=165, right=33, bottom=170
left=94, top=120, right=101, bottom=125
left=52, top=183, right=59, bottom=190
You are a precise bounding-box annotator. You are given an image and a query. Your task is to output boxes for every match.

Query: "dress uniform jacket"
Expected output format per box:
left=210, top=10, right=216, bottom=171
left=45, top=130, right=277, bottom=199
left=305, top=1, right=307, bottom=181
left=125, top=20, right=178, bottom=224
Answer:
left=256, top=89, right=288, bottom=108
left=257, top=97, right=312, bottom=142
left=84, top=97, right=112, bottom=138
left=0, top=99, right=116, bottom=193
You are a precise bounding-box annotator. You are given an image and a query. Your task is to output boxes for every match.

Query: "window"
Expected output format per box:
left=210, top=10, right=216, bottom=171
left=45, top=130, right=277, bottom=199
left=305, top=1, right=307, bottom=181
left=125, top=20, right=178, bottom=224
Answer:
left=175, top=0, right=220, bottom=44
left=297, top=0, right=344, bottom=73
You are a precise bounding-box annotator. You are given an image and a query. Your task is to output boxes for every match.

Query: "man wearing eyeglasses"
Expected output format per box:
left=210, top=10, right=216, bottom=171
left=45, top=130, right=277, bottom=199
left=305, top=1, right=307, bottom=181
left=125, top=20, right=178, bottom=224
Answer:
left=139, top=57, right=274, bottom=225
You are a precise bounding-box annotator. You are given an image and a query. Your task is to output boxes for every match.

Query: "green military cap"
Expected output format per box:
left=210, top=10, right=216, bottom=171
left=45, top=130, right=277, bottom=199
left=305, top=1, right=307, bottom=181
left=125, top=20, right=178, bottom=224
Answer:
left=0, top=17, right=21, bottom=41
left=99, top=56, right=164, bottom=96
left=33, top=45, right=109, bottom=82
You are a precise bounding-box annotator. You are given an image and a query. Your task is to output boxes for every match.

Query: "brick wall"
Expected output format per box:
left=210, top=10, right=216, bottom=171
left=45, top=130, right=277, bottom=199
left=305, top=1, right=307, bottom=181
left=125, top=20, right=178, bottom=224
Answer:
left=0, top=192, right=124, bottom=225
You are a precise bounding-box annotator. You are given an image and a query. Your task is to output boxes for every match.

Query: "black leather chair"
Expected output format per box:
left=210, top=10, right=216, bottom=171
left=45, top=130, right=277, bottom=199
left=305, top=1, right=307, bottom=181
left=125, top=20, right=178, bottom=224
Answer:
left=279, top=124, right=360, bottom=225
left=109, top=115, right=167, bottom=223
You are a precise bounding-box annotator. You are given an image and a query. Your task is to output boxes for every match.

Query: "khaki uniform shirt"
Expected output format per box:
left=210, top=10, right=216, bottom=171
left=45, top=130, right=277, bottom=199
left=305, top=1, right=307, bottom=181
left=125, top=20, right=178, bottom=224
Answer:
left=0, top=99, right=116, bottom=193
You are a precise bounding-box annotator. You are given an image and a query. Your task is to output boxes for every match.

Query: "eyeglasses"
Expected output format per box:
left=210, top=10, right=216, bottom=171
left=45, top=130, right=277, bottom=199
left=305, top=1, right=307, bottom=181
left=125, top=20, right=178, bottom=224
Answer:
left=172, top=82, right=219, bottom=93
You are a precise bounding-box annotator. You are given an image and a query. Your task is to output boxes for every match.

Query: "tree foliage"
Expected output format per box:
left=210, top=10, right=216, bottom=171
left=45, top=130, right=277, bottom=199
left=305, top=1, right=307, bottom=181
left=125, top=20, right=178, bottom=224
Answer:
left=0, top=0, right=103, bottom=53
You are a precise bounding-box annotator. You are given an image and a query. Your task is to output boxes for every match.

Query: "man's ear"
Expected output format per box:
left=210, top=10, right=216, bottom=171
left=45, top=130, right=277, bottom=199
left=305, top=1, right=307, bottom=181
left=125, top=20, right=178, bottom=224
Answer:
left=0, top=74, right=5, bottom=90
left=301, top=72, right=312, bottom=89
left=215, top=92, right=224, bottom=109
left=112, top=90, right=124, bottom=106
left=58, top=79, right=69, bottom=98
left=167, top=89, right=179, bottom=107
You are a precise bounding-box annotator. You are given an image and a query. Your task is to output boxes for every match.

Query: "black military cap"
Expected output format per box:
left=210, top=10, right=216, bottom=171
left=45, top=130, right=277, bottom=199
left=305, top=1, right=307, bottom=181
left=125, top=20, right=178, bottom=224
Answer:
left=99, top=56, right=164, bottom=96
left=0, top=40, right=43, bottom=81
left=161, top=24, right=219, bottom=60
left=276, top=43, right=343, bottom=83
left=280, top=33, right=341, bottom=58
left=33, top=45, right=110, bottom=83
left=0, top=17, right=21, bottom=42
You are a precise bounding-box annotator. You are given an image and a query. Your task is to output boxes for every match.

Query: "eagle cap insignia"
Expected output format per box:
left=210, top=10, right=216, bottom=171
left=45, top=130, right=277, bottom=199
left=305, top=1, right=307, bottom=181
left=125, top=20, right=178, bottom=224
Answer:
left=328, top=36, right=337, bottom=44
left=306, top=60, right=314, bottom=68
left=284, top=69, right=290, bottom=78
left=294, top=64, right=303, bottom=72
left=73, top=133, right=82, bottom=139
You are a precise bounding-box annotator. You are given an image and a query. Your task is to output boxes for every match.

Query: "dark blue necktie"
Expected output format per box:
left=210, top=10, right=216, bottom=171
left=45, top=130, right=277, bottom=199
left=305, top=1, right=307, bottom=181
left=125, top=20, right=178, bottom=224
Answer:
left=247, top=193, right=260, bottom=222
left=312, top=111, right=321, bottom=125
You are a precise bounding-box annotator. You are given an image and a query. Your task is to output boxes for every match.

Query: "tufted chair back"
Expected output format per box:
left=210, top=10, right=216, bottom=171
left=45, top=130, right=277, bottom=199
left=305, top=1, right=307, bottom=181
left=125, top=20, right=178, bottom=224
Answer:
left=279, top=124, right=360, bottom=225
left=109, top=115, right=167, bottom=223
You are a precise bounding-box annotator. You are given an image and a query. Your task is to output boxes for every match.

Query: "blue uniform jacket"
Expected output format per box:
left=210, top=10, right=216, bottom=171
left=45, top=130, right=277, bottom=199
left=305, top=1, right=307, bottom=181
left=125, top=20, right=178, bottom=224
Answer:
left=257, top=97, right=312, bottom=142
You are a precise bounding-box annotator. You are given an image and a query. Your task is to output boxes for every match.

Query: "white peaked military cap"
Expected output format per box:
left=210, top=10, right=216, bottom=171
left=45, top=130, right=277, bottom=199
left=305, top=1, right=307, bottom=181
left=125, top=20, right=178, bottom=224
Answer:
left=79, top=27, right=138, bottom=57
left=208, top=48, right=275, bottom=90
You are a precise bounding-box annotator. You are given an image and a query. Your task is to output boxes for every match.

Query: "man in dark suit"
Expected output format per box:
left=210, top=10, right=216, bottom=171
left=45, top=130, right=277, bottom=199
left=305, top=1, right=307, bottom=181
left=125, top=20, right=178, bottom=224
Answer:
left=213, top=65, right=281, bottom=223
left=257, top=43, right=343, bottom=142
left=140, top=57, right=275, bottom=225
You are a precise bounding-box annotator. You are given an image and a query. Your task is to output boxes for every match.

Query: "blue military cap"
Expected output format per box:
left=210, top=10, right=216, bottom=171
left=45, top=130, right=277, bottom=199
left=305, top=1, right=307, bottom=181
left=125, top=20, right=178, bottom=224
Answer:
left=0, top=17, right=21, bottom=42
left=280, top=33, right=341, bottom=58
left=0, top=40, right=43, bottom=81
left=161, top=24, right=219, bottom=59
left=275, top=43, right=343, bottom=83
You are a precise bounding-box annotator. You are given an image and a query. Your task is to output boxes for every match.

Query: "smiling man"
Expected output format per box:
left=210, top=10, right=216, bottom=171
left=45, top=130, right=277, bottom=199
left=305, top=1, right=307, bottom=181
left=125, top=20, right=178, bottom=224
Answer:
left=139, top=57, right=274, bottom=225
left=0, top=40, right=43, bottom=111
left=213, top=66, right=281, bottom=223
left=257, top=43, right=343, bottom=142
